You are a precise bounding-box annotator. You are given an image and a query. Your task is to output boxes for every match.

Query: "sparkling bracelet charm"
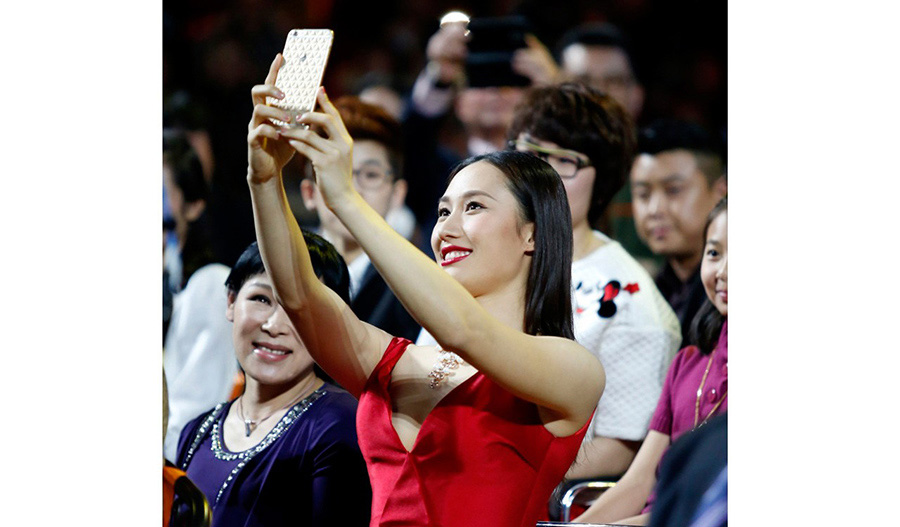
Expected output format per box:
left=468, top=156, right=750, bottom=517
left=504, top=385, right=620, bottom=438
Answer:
left=428, top=348, right=464, bottom=389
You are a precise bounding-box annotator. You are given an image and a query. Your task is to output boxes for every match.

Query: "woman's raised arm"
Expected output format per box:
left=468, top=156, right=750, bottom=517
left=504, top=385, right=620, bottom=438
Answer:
left=246, top=55, right=391, bottom=397
left=283, top=88, right=604, bottom=436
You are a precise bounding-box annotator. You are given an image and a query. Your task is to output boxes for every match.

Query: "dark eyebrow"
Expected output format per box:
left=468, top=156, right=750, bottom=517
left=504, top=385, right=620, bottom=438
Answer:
left=662, top=174, right=688, bottom=184
left=462, top=190, right=496, bottom=201
left=438, top=190, right=497, bottom=204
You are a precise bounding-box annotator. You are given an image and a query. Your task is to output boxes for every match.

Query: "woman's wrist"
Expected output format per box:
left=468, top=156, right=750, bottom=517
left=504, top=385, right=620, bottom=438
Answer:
left=325, top=187, right=364, bottom=216
left=247, top=167, right=280, bottom=186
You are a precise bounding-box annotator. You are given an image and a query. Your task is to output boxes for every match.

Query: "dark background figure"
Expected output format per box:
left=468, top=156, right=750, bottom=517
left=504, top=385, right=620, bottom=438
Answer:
left=630, top=120, right=727, bottom=346
left=554, top=22, right=651, bottom=264
left=163, top=131, right=238, bottom=463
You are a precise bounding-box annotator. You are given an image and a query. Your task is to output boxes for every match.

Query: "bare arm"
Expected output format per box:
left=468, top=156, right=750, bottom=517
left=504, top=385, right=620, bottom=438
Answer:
left=283, top=89, right=604, bottom=436
left=612, top=513, right=650, bottom=526
left=246, top=55, right=390, bottom=397
left=566, top=436, right=641, bottom=480
left=573, top=430, right=670, bottom=524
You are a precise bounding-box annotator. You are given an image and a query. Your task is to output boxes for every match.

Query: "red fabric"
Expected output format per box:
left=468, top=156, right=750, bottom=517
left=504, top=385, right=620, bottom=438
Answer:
left=357, top=338, right=590, bottom=527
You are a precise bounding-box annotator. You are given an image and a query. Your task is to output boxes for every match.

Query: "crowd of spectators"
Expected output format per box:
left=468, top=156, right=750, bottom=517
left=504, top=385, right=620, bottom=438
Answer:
left=164, top=0, right=726, bottom=269
left=162, top=2, right=727, bottom=526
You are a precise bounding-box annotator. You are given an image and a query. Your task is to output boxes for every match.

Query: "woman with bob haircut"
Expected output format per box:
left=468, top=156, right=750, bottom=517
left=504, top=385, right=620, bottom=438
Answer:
left=175, top=237, right=371, bottom=527
left=244, top=55, right=605, bottom=527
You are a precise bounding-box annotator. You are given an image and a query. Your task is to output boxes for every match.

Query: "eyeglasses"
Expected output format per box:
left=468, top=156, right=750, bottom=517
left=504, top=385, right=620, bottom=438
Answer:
left=508, top=139, right=592, bottom=179
left=351, top=165, right=394, bottom=190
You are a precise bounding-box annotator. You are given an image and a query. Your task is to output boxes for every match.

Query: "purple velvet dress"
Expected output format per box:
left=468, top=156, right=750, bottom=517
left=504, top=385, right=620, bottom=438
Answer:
left=176, top=383, right=371, bottom=527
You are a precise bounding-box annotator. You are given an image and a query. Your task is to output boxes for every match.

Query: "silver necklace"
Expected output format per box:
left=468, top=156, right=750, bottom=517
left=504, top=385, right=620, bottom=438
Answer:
left=237, top=387, right=311, bottom=437
left=179, top=387, right=326, bottom=505
left=428, top=347, right=466, bottom=389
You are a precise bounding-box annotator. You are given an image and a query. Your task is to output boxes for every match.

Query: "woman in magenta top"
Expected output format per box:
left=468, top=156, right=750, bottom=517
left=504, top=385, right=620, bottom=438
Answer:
left=244, top=55, right=605, bottom=527
left=576, top=197, right=728, bottom=525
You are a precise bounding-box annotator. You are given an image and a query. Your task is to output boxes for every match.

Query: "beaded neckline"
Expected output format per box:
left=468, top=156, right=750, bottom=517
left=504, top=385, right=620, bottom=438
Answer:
left=180, top=387, right=326, bottom=504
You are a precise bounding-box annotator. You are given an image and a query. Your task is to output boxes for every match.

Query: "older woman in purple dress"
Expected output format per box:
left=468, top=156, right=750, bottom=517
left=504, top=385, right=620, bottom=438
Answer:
left=175, top=236, right=371, bottom=527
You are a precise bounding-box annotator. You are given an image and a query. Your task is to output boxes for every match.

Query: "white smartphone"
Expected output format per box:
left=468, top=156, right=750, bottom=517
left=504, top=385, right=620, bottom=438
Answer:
left=267, top=29, right=334, bottom=127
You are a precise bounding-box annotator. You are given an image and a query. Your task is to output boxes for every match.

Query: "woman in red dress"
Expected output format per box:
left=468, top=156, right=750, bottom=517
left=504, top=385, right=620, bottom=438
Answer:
left=244, top=54, right=605, bottom=527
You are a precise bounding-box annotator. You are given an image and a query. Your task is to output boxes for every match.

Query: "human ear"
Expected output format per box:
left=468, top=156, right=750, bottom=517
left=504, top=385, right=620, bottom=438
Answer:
left=712, top=175, right=727, bottom=200
left=183, top=199, right=206, bottom=222
left=389, top=179, right=408, bottom=210
left=629, top=83, right=645, bottom=119
left=300, top=179, right=318, bottom=211
left=225, top=291, right=236, bottom=322
left=521, top=222, right=536, bottom=255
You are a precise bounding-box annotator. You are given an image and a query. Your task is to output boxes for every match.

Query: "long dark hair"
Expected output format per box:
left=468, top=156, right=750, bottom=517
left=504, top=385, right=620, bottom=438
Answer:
left=446, top=151, right=575, bottom=340
left=688, top=197, right=727, bottom=354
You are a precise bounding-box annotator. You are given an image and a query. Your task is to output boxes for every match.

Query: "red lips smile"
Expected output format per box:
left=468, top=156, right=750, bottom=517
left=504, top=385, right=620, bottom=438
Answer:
left=440, top=245, right=472, bottom=267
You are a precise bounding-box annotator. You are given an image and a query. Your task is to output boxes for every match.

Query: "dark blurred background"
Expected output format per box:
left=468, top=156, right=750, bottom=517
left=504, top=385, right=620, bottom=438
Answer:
left=163, top=0, right=726, bottom=267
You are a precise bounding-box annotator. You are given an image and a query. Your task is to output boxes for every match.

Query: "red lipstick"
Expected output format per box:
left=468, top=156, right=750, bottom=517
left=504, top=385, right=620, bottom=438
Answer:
left=440, top=245, right=472, bottom=267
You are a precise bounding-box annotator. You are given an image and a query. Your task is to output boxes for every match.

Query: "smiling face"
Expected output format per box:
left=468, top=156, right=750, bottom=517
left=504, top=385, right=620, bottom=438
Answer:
left=630, top=150, right=725, bottom=260
left=226, top=272, right=315, bottom=387
left=701, top=211, right=727, bottom=316
left=430, top=161, right=535, bottom=298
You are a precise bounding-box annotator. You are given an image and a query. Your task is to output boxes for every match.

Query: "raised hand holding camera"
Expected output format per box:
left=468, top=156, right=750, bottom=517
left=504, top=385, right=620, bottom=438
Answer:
left=247, top=54, right=296, bottom=184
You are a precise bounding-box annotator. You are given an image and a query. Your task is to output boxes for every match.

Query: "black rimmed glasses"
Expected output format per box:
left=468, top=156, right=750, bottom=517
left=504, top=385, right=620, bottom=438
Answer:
left=508, top=138, right=592, bottom=179
left=352, top=164, right=394, bottom=190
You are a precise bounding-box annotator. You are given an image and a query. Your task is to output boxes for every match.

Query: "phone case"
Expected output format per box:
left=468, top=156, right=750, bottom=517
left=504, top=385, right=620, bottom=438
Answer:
left=267, top=29, right=334, bottom=127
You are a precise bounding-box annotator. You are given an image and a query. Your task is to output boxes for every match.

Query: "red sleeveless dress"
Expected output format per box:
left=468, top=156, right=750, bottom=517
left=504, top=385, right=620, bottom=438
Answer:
left=357, top=338, right=590, bottom=527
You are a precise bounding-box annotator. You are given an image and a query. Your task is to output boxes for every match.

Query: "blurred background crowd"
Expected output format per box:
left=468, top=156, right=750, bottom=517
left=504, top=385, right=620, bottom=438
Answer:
left=163, top=0, right=726, bottom=271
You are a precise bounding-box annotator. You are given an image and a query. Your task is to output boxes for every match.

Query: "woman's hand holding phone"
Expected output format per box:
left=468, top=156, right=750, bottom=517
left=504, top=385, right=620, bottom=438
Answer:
left=280, top=89, right=356, bottom=210
left=247, top=54, right=297, bottom=184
